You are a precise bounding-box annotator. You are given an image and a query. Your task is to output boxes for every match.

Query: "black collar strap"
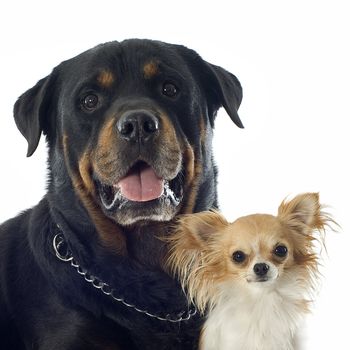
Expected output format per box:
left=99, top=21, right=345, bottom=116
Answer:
left=53, top=232, right=197, bottom=323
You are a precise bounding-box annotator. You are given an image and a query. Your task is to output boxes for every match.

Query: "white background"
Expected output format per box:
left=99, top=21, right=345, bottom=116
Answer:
left=1, top=0, right=349, bottom=348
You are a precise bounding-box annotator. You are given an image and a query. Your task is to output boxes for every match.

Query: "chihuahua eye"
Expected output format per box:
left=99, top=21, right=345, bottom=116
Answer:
left=274, top=245, right=288, bottom=258
left=232, top=251, right=246, bottom=264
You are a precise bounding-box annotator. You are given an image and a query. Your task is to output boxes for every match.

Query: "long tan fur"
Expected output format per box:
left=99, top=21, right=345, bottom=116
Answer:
left=166, top=210, right=229, bottom=313
left=166, top=193, right=337, bottom=315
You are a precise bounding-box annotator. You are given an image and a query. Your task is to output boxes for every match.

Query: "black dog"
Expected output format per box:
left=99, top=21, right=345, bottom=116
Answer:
left=0, top=39, right=243, bottom=349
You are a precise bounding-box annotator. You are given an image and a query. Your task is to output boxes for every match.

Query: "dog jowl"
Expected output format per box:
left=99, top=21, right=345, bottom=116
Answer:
left=1, top=39, right=243, bottom=349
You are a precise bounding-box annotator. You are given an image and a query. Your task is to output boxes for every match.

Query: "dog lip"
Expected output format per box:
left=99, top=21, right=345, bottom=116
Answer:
left=256, top=277, right=269, bottom=282
left=246, top=276, right=270, bottom=283
left=97, top=180, right=182, bottom=210
left=94, top=163, right=184, bottom=215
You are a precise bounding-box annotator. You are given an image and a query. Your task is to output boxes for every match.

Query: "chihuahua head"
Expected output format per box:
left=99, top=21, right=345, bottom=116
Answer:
left=166, top=193, right=334, bottom=313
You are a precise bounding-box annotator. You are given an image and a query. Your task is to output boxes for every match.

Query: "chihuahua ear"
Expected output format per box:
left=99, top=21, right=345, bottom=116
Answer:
left=176, top=210, right=228, bottom=247
left=278, top=193, right=326, bottom=233
left=166, top=210, right=228, bottom=308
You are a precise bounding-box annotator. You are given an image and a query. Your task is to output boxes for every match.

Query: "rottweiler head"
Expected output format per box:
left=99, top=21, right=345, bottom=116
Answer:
left=14, top=39, right=242, bottom=240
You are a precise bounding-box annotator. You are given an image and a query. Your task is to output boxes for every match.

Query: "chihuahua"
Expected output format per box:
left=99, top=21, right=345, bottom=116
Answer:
left=167, top=193, right=334, bottom=350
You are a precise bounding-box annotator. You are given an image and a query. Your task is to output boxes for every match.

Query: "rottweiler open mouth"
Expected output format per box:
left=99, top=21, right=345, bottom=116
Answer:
left=96, top=160, right=184, bottom=224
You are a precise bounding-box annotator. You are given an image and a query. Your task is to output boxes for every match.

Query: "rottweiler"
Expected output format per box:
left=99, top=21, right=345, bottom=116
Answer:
left=0, top=39, right=243, bottom=349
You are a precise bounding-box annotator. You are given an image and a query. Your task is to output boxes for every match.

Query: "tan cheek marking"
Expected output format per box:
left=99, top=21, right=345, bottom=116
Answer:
left=62, top=135, right=126, bottom=254
left=98, top=117, right=116, bottom=151
left=157, top=113, right=200, bottom=214
left=79, top=153, right=95, bottom=194
left=159, top=113, right=178, bottom=142
left=143, top=61, right=159, bottom=79
left=62, top=133, right=69, bottom=154
left=93, top=117, right=118, bottom=182
left=189, top=160, right=203, bottom=213
left=97, top=70, right=115, bottom=88
left=180, top=116, right=208, bottom=214
left=76, top=160, right=126, bottom=254
left=199, top=116, right=207, bottom=146
left=181, top=143, right=202, bottom=214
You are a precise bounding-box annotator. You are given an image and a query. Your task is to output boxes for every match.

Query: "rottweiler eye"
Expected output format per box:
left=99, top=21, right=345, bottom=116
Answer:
left=232, top=251, right=246, bottom=264
left=274, top=245, right=288, bottom=258
left=82, top=94, right=99, bottom=110
left=162, top=82, right=178, bottom=97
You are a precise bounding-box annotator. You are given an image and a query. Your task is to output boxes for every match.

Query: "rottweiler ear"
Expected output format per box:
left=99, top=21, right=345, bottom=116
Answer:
left=14, top=74, right=54, bottom=157
left=175, top=45, right=243, bottom=127
left=207, top=63, right=243, bottom=128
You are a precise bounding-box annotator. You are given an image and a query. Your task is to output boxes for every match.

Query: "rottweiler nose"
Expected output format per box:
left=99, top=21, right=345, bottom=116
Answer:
left=117, top=110, right=159, bottom=142
left=253, top=263, right=269, bottom=276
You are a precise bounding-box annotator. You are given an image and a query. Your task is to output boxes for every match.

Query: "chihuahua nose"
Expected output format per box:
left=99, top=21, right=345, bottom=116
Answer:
left=254, top=263, right=269, bottom=276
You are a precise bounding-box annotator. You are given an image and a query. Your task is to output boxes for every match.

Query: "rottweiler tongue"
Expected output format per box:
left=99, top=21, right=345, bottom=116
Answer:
left=117, top=165, right=164, bottom=202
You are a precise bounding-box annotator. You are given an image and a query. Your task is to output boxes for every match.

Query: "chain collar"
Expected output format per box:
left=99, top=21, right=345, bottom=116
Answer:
left=53, top=232, right=197, bottom=323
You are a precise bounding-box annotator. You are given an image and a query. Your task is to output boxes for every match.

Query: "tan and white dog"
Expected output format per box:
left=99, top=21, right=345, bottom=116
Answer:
left=167, top=193, right=335, bottom=350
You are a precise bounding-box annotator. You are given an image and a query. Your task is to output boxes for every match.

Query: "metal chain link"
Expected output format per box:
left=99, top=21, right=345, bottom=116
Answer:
left=53, top=233, right=197, bottom=322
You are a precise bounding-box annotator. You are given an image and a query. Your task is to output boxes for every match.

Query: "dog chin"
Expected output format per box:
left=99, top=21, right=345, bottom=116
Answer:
left=114, top=210, right=176, bottom=227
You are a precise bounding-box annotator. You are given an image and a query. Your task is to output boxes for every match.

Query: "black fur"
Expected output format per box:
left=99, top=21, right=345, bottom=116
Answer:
left=0, top=39, right=242, bottom=349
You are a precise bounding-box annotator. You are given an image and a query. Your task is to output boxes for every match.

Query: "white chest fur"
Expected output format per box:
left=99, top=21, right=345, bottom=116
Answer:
left=200, top=281, right=306, bottom=350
